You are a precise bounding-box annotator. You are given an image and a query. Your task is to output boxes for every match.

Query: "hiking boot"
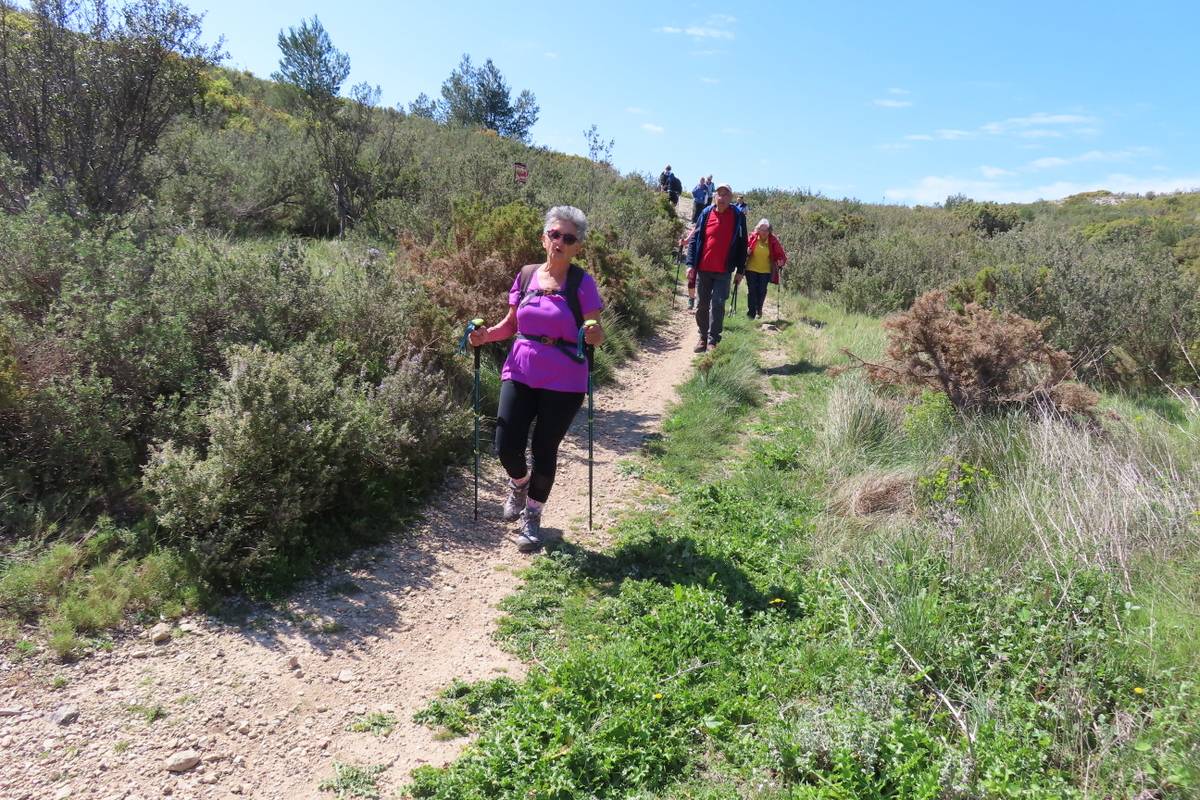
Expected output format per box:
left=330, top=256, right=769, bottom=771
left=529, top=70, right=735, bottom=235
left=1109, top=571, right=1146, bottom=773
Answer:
left=693, top=340, right=707, bottom=353
left=502, top=479, right=528, bottom=522
left=516, top=507, right=543, bottom=553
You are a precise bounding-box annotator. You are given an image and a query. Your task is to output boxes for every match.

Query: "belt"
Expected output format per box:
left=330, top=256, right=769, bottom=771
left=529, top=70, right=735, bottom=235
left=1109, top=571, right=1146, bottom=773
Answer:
left=516, top=333, right=587, bottom=363
left=516, top=333, right=571, bottom=346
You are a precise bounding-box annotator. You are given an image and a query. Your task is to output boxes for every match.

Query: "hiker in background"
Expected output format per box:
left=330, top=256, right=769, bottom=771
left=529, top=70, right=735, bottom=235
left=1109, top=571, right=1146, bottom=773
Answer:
left=667, top=170, right=683, bottom=207
left=703, top=175, right=715, bottom=207
left=678, top=223, right=699, bottom=310
left=467, top=206, right=606, bottom=553
left=734, top=195, right=748, bottom=216
left=687, top=182, right=747, bottom=351
left=658, top=165, right=672, bottom=193
left=691, top=176, right=708, bottom=224
left=743, top=218, right=788, bottom=321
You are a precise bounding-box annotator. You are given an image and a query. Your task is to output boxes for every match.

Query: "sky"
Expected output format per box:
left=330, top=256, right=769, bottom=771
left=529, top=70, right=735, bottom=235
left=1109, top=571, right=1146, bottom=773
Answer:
left=190, top=0, right=1200, bottom=205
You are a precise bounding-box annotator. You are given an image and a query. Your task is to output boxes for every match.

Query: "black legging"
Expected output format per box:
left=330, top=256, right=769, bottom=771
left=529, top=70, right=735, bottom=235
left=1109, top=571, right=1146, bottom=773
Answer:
left=494, top=380, right=585, bottom=503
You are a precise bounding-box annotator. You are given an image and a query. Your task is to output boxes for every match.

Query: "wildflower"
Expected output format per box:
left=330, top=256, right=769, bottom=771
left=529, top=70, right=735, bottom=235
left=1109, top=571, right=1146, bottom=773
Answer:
left=1134, top=686, right=1145, bottom=695
left=769, top=598, right=785, bottom=605
left=653, top=693, right=664, bottom=700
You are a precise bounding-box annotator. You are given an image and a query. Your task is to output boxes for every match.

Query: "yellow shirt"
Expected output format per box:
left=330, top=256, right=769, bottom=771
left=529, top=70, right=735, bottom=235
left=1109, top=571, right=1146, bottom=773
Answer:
left=747, top=240, right=772, bottom=274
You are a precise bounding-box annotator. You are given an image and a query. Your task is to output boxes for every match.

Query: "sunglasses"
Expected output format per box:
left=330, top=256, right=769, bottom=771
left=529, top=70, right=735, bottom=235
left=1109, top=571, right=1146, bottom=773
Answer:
left=546, top=230, right=579, bottom=245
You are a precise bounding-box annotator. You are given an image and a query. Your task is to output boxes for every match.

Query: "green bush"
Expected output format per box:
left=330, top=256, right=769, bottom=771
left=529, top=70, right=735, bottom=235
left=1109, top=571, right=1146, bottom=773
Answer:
left=142, top=341, right=465, bottom=589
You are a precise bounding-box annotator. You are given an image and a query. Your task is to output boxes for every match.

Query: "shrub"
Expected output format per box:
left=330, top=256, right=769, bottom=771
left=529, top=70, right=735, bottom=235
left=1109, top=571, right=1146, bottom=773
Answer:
left=849, top=290, right=1098, bottom=416
left=142, top=341, right=466, bottom=588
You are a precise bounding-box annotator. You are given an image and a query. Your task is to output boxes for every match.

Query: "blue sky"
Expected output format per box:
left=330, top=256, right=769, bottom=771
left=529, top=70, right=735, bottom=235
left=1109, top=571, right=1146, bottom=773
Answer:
left=193, top=0, right=1200, bottom=205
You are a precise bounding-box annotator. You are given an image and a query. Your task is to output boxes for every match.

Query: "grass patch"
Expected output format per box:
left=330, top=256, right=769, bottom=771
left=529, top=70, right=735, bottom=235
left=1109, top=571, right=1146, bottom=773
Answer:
left=412, top=677, right=518, bottom=737
left=346, top=711, right=397, bottom=737
left=127, top=703, right=167, bottom=723
left=0, top=517, right=200, bottom=658
left=407, top=294, right=1200, bottom=799
left=318, top=762, right=387, bottom=799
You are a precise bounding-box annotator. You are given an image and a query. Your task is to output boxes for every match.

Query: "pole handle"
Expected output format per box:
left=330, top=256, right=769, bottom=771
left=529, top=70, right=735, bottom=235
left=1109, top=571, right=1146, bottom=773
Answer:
left=576, top=319, right=600, bottom=361
left=458, top=318, right=486, bottom=353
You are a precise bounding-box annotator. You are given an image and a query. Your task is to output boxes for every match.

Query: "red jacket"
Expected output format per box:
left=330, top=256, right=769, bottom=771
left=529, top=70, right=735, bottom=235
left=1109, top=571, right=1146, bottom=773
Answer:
left=747, top=232, right=788, bottom=284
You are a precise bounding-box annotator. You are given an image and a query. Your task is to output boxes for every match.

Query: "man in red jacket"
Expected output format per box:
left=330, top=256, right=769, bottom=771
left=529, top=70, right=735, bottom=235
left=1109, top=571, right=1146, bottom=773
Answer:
left=686, top=182, right=747, bottom=352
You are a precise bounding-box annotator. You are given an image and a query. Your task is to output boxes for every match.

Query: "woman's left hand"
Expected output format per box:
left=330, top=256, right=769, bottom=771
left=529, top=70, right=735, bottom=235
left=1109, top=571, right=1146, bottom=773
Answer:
left=584, top=323, right=605, bottom=346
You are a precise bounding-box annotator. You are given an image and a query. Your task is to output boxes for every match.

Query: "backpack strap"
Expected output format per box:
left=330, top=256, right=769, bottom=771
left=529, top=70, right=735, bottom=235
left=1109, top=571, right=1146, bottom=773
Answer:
left=514, top=263, right=592, bottom=368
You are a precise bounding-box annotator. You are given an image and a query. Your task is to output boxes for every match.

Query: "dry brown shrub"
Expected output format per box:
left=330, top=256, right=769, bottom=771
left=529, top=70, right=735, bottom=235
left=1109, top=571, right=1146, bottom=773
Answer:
left=395, top=239, right=519, bottom=331
left=832, top=470, right=916, bottom=517
left=847, top=290, right=1098, bottom=417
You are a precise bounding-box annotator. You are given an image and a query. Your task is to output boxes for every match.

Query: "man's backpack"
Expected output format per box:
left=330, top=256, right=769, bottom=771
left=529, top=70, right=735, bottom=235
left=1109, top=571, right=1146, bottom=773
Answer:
left=517, top=263, right=593, bottom=365
left=669, top=174, right=682, bottom=194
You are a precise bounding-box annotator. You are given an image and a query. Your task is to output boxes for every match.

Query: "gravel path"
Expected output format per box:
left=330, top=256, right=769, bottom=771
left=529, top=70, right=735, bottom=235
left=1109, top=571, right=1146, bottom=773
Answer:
left=1, top=297, right=699, bottom=800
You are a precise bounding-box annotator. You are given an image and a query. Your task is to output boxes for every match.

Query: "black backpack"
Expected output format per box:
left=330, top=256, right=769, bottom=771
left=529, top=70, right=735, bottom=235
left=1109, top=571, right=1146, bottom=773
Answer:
left=516, top=263, right=593, bottom=365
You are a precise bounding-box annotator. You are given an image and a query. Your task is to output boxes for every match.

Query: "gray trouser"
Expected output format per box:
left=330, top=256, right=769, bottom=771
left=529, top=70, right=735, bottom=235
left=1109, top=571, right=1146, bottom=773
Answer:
left=695, top=271, right=731, bottom=345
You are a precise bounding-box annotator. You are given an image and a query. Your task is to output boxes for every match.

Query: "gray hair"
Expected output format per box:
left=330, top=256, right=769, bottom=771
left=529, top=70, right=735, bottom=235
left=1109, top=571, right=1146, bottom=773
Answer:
left=756, top=218, right=772, bottom=232
left=544, top=206, right=588, bottom=242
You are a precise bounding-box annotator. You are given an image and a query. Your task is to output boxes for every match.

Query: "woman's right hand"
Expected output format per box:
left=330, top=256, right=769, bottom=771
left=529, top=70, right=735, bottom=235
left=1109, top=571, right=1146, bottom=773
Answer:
left=468, top=328, right=489, bottom=347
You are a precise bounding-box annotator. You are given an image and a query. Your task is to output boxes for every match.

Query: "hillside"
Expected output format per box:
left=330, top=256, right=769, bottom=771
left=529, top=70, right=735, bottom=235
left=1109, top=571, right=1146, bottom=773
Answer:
left=2, top=3, right=1199, bottom=797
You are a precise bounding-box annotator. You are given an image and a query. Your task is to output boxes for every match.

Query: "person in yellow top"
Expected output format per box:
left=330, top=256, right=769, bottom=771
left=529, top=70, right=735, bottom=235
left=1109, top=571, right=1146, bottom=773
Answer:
left=743, top=218, right=788, bottom=320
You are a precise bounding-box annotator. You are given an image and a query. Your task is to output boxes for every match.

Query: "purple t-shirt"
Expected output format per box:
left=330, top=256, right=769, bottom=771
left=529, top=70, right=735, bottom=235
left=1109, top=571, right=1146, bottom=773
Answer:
left=501, top=267, right=604, bottom=393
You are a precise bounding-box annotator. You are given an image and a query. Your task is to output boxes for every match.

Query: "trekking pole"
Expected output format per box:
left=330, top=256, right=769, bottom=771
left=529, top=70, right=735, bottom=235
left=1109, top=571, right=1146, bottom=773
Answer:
left=731, top=280, right=739, bottom=313
left=672, top=249, right=681, bottom=310
left=577, top=320, right=599, bottom=531
left=458, top=318, right=485, bottom=522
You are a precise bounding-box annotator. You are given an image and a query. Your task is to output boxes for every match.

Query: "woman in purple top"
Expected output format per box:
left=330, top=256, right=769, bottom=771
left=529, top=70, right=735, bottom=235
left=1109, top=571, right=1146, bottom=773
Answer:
left=467, top=206, right=605, bottom=552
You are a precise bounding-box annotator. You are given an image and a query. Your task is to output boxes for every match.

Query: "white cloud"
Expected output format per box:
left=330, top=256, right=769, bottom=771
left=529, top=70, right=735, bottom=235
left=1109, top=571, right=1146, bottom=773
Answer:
left=905, top=134, right=934, bottom=141
left=544, top=51, right=559, bottom=60
left=1026, top=148, right=1149, bottom=171
left=980, top=166, right=1014, bottom=178
left=983, top=112, right=1099, bottom=135
left=701, top=76, right=720, bottom=84
left=884, top=172, right=1200, bottom=205
left=1029, top=156, right=1070, bottom=169
left=657, top=14, right=736, bottom=40
left=935, top=129, right=972, bottom=140
left=641, top=123, right=665, bottom=134
left=1017, top=129, right=1067, bottom=139
left=877, top=142, right=912, bottom=151
left=873, top=99, right=912, bottom=108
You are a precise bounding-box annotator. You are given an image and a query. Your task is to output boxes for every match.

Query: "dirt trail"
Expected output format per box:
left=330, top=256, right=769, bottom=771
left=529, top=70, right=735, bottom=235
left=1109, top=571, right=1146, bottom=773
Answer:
left=1, top=294, right=699, bottom=799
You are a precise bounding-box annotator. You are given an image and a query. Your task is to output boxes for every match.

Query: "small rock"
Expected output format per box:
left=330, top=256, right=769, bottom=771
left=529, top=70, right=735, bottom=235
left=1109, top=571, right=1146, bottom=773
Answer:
left=0, top=707, right=22, bottom=717
left=285, top=655, right=300, bottom=671
left=336, top=669, right=354, bottom=683
left=54, top=786, right=71, bottom=800
left=165, top=749, right=201, bottom=773
left=49, top=705, right=80, bottom=726
left=150, top=623, right=171, bottom=645
left=235, top=720, right=250, bottom=735
left=178, top=621, right=199, bottom=634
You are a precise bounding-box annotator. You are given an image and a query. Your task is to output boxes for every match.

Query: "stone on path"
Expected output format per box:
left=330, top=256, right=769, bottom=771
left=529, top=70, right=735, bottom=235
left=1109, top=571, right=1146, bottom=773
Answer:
left=150, top=623, right=172, bottom=645
left=164, top=749, right=201, bottom=773
left=49, top=705, right=79, bottom=725
left=337, top=669, right=354, bottom=683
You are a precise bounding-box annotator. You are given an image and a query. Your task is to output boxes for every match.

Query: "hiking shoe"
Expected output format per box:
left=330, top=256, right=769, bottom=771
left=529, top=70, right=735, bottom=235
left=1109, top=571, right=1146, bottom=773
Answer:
left=516, top=507, right=543, bottom=553
left=693, top=340, right=707, bottom=353
left=502, top=479, right=528, bottom=522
